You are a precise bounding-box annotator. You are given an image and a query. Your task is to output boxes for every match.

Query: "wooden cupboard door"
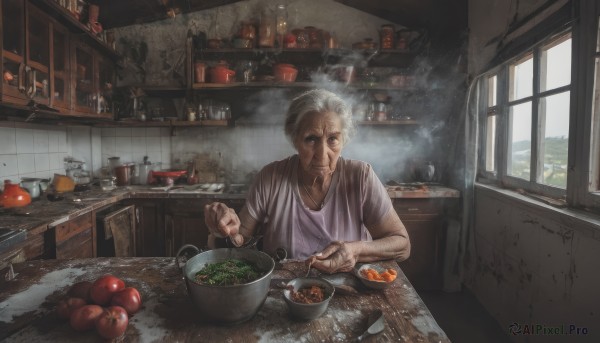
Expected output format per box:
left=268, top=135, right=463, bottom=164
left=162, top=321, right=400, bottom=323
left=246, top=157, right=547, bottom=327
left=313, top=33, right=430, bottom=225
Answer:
left=397, top=215, right=445, bottom=290
left=95, top=54, right=114, bottom=118
left=53, top=212, right=95, bottom=259
left=393, top=198, right=446, bottom=290
left=26, top=3, right=51, bottom=105
left=50, top=22, right=70, bottom=111
left=72, top=40, right=95, bottom=114
left=164, top=198, right=245, bottom=257
left=1, top=0, right=27, bottom=104
left=165, top=214, right=208, bottom=257
left=56, top=228, right=93, bottom=259
left=121, top=199, right=165, bottom=257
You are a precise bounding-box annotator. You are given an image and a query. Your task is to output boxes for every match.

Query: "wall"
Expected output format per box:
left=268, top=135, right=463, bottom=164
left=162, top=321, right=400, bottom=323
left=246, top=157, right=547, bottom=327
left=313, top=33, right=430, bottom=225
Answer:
left=467, top=0, right=600, bottom=341
left=112, top=0, right=463, bottom=183
left=0, top=122, right=70, bottom=187
left=100, top=127, right=172, bottom=171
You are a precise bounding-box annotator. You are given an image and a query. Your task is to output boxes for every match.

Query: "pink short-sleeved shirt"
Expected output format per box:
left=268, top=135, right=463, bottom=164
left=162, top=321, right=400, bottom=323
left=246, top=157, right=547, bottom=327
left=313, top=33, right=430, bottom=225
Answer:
left=244, top=155, right=392, bottom=259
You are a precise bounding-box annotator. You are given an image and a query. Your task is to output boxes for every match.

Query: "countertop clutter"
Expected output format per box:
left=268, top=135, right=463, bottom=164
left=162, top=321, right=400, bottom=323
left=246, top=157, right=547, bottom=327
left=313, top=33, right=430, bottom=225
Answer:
left=0, top=182, right=458, bottom=235
left=0, top=259, right=450, bottom=342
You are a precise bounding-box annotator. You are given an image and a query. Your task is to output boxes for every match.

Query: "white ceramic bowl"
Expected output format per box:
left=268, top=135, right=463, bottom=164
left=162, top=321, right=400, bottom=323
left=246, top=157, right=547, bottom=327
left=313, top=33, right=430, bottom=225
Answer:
left=283, top=277, right=334, bottom=321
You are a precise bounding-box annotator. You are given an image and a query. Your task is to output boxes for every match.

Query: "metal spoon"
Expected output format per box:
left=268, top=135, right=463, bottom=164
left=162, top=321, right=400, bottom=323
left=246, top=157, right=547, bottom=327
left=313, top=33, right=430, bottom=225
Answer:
left=357, top=309, right=385, bottom=341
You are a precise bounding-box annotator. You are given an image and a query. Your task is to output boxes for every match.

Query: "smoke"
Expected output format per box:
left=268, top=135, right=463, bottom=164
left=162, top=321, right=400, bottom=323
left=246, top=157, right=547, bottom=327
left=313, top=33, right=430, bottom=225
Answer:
left=172, top=48, right=464, bottom=185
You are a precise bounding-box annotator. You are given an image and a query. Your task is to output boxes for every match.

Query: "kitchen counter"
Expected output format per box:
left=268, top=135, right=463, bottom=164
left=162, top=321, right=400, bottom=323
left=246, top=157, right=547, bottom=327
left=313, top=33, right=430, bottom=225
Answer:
left=0, top=258, right=451, bottom=342
left=0, top=183, right=460, bottom=256
left=386, top=183, right=460, bottom=198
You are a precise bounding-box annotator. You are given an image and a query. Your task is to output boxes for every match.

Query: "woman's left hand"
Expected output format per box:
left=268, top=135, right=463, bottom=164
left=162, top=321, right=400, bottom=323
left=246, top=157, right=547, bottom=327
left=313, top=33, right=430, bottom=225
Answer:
left=308, top=241, right=358, bottom=274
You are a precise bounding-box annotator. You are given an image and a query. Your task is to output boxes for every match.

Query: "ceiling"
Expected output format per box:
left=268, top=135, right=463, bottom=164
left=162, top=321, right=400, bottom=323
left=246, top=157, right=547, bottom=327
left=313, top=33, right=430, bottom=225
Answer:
left=95, top=0, right=467, bottom=33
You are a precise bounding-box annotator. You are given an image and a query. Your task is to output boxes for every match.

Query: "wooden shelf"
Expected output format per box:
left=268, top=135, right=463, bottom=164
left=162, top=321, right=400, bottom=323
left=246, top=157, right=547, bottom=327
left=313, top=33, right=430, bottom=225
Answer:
left=171, top=119, right=232, bottom=127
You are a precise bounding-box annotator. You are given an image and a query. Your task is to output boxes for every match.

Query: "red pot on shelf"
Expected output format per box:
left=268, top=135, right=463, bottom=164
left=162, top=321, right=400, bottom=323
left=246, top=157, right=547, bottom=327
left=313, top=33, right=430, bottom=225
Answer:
left=273, top=63, right=298, bottom=83
left=0, top=180, right=31, bottom=208
left=209, top=65, right=236, bottom=84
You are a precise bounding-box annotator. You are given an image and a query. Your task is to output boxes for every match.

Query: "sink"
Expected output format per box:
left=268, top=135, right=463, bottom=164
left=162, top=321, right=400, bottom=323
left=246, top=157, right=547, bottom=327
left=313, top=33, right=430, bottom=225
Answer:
left=0, top=228, right=27, bottom=254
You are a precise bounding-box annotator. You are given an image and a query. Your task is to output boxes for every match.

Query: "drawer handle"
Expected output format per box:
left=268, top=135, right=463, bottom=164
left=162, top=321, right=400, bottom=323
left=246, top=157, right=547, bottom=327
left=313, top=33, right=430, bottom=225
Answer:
left=407, top=208, right=420, bottom=212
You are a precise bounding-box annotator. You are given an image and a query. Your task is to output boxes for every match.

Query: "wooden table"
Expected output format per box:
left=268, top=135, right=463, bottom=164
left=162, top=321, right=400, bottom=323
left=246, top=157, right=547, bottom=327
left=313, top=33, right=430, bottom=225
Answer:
left=0, top=258, right=451, bottom=342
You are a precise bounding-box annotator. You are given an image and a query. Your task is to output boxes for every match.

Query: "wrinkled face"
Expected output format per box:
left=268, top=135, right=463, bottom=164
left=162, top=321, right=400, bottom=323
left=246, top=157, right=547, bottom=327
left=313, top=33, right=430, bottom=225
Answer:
left=294, top=111, right=344, bottom=179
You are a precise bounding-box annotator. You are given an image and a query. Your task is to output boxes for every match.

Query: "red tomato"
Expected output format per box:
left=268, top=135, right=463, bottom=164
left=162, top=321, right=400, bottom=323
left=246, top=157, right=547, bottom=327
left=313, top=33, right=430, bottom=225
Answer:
left=56, top=297, right=87, bottom=319
left=110, top=287, right=142, bottom=315
left=69, top=304, right=103, bottom=331
left=90, top=275, right=125, bottom=305
left=68, top=281, right=93, bottom=302
left=95, top=306, right=129, bottom=339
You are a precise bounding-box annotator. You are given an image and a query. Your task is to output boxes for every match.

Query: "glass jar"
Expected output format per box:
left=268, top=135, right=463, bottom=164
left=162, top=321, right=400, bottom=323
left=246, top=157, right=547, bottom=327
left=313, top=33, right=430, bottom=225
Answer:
left=305, top=26, right=322, bottom=49
left=258, top=9, right=275, bottom=48
left=275, top=4, right=288, bottom=48
left=293, top=28, right=309, bottom=49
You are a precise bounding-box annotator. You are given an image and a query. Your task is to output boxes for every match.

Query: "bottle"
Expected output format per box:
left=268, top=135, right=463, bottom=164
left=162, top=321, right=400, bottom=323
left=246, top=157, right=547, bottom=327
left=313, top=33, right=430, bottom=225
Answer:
left=275, top=4, right=288, bottom=48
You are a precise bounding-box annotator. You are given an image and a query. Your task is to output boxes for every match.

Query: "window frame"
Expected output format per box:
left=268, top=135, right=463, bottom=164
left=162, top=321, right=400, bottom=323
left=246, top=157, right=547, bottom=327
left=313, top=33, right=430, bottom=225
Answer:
left=568, top=2, right=600, bottom=209
left=478, top=0, right=600, bottom=212
left=479, top=30, right=572, bottom=200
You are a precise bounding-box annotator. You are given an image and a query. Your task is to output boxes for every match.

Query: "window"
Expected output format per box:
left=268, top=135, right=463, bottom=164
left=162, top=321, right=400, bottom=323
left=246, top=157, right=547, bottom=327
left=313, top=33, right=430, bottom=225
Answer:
left=479, top=3, right=600, bottom=211
left=480, top=32, right=572, bottom=199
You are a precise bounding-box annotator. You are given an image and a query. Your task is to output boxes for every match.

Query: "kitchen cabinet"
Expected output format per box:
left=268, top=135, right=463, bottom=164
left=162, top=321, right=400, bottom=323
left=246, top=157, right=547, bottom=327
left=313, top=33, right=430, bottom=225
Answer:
left=71, top=39, right=114, bottom=118
left=96, top=204, right=136, bottom=257
left=1, top=0, right=117, bottom=119
left=1, top=0, right=52, bottom=106
left=48, top=212, right=96, bottom=259
left=393, top=198, right=446, bottom=290
left=164, top=198, right=245, bottom=257
left=121, top=199, right=165, bottom=257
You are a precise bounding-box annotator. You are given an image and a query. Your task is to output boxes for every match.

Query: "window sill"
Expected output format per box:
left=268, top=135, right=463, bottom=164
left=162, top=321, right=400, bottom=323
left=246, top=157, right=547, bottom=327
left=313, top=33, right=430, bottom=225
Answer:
left=475, top=182, right=600, bottom=241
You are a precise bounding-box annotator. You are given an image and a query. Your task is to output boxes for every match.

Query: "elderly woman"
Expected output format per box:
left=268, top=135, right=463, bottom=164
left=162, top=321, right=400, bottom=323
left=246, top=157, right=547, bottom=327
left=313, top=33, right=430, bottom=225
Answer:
left=205, top=89, right=410, bottom=273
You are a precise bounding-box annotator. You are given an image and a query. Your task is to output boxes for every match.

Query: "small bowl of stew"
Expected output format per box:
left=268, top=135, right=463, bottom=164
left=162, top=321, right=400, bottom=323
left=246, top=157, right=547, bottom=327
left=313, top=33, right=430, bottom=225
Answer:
left=283, top=277, right=334, bottom=321
left=355, top=263, right=398, bottom=290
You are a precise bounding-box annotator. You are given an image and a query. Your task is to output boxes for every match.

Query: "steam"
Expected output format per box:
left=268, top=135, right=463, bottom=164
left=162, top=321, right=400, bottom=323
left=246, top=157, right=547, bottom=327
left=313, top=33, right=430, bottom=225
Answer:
left=170, top=50, right=462, bottom=185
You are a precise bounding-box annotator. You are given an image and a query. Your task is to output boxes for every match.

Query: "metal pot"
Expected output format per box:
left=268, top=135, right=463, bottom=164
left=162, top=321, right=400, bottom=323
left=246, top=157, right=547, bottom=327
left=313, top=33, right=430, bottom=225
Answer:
left=114, top=164, right=135, bottom=186
left=176, top=246, right=275, bottom=324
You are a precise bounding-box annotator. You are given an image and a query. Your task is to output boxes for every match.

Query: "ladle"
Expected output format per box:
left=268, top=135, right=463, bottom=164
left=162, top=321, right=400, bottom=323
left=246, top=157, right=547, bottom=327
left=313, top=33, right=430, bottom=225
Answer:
left=356, top=309, right=385, bottom=341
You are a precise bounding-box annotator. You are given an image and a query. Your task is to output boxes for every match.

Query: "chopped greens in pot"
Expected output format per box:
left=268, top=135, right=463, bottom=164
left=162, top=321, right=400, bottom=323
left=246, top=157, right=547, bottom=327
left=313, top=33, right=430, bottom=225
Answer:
left=195, top=259, right=264, bottom=286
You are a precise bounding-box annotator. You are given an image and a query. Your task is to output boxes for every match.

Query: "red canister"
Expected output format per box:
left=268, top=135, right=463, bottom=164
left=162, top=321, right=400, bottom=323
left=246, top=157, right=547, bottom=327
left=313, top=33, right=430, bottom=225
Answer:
left=0, top=180, right=31, bottom=208
left=380, top=24, right=395, bottom=49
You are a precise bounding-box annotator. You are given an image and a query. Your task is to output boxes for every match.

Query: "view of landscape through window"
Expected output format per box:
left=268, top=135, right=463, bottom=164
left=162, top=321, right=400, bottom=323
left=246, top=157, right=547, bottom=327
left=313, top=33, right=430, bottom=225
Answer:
left=507, top=37, right=571, bottom=188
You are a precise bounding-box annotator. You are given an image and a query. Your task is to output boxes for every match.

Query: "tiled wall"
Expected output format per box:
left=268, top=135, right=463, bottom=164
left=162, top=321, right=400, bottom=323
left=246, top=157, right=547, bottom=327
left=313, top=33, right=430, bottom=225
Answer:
left=100, top=127, right=171, bottom=170
left=0, top=122, right=69, bottom=188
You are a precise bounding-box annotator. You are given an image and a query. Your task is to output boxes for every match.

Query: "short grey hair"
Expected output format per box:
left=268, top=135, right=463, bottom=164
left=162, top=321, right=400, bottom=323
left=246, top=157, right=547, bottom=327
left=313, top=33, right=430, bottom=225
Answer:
left=284, top=89, right=356, bottom=146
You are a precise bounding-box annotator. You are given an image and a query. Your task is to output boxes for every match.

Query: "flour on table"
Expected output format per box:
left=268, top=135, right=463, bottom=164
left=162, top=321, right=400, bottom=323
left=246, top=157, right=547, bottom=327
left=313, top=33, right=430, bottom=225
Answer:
left=129, top=297, right=169, bottom=342
left=0, top=267, right=86, bottom=323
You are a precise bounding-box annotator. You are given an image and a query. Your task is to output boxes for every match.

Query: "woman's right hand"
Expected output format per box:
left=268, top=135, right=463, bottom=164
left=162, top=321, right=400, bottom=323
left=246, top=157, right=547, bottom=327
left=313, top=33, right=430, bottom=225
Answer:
left=204, top=202, right=243, bottom=246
